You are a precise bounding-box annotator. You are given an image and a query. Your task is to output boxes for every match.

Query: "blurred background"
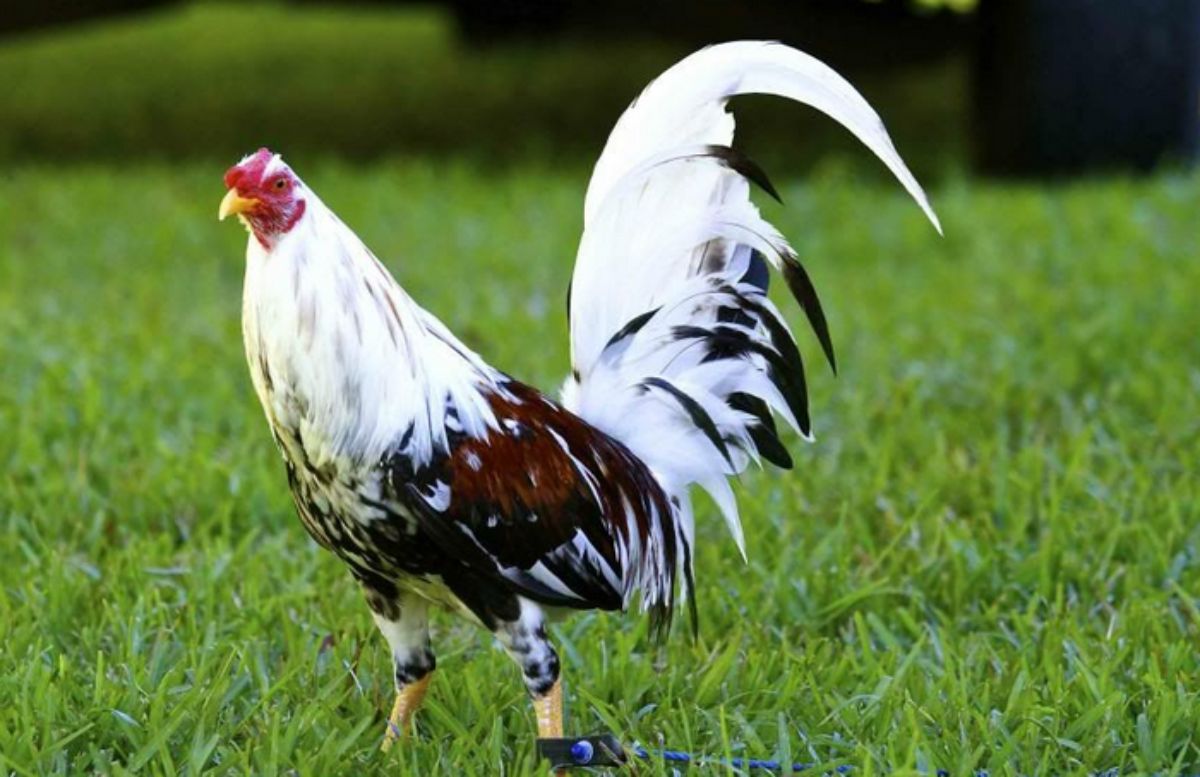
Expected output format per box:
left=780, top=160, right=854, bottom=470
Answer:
left=1, top=0, right=1197, bottom=176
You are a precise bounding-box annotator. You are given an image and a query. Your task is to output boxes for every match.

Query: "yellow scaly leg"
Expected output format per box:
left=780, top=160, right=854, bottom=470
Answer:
left=381, top=673, right=432, bottom=752
left=533, top=678, right=563, bottom=739
left=533, top=678, right=565, bottom=775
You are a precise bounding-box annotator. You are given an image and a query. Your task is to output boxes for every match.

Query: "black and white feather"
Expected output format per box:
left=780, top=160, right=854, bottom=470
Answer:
left=561, top=41, right=940, bottom=612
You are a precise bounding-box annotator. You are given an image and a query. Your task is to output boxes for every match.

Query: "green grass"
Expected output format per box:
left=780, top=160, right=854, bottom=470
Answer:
left=0, top=157, right=1198, bottom=776
left=0, top=3, right=966, bottom=174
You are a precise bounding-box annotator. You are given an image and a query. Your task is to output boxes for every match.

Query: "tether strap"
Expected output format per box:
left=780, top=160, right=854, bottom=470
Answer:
left=536, top=735, right=627, bottom=768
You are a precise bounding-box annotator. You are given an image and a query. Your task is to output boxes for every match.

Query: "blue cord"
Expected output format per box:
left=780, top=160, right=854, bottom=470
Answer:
left=625, top=748, right=1193, bottom=777
left=548, top=735, right=1191, bottom=775
left=630, top=743, right=851, bottom=772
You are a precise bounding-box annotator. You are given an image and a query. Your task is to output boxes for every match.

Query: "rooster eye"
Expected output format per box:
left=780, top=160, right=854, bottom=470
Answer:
left=273, top=179, right=287, bottom=190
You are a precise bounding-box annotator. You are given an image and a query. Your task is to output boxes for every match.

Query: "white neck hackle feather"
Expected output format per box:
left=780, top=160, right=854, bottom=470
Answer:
left=241, top=184, right=501, bottom=471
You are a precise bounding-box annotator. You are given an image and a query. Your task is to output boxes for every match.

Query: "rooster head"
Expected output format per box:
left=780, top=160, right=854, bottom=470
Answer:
left=219, top=148, right=306, bottom=248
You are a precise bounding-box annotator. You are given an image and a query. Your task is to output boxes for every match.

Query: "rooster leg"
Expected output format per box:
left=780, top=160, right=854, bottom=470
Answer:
left=495, top=600, right=565, bottom=766
left=364, top=586, right=434, bottom=751
left=532, top=677, right=563, bottom=739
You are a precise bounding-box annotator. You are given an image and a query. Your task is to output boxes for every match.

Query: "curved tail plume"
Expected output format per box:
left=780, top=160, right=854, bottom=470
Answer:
left=560, top=41, right=939, bottom=623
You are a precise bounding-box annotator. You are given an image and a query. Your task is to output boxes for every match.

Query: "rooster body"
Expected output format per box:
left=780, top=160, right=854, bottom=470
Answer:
left=221, top=42, right=938, bottom=748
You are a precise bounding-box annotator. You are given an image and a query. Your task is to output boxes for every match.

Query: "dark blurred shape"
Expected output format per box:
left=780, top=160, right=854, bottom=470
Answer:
left=0, top=0, right=174, bottom=36
left=447, top=0, right=970, bottom=70
left=0, top=1, right=969, bottom=173
left=5, top=0, right=1195, bottom=177
left=975, top=0, right=1200, bottom=175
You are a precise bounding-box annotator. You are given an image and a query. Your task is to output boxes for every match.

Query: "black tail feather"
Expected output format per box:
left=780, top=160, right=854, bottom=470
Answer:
left=701, top=145, right=783, bottom=204
left=675, top=323, right=811, bottom=436
left=780, top=253, right=837, bottom=375
left=641, top=376, right=736, bottom=471
left=728, top=392, right=793, bottom=469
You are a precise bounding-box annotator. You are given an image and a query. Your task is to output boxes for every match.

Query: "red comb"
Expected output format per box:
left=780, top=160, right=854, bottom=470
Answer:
left=224, top=147, right=275, bottom=190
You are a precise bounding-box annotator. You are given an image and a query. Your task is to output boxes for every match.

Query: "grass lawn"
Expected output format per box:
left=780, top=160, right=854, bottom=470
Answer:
left=0, top=157, right=1197, bottom=776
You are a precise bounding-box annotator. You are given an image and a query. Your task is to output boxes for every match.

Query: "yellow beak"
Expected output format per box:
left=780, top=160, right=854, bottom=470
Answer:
left=218, top=189, right=259, bottom=221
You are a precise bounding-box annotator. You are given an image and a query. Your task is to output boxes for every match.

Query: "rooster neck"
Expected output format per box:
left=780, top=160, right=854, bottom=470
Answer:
left=240, top=198, right=500, bottom=473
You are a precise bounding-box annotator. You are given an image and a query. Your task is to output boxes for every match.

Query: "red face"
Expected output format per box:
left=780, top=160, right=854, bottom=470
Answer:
left=219, top=148, right=306, bottom=248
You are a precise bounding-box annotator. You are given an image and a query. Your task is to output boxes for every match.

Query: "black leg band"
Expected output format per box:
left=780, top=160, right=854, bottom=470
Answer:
left=537, top=734, right=626, bottom=769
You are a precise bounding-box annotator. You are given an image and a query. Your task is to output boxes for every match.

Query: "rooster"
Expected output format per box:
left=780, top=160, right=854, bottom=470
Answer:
left=218, top=41, right=939, bottom=752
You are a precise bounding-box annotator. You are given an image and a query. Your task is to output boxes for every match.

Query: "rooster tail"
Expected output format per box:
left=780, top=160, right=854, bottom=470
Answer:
left=561, top=42, right=938, bottom=624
